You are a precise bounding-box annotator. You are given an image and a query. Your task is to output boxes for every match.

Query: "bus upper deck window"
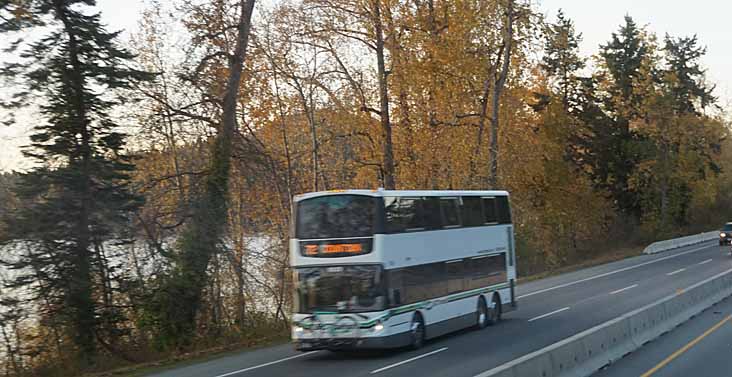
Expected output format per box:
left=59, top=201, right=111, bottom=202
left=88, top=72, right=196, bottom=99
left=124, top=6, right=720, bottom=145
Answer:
left=296, top=195, right=377, bottom=239
left=483, top=198, right=498, bottom=224
left=385, top=197, right=424, bottom=232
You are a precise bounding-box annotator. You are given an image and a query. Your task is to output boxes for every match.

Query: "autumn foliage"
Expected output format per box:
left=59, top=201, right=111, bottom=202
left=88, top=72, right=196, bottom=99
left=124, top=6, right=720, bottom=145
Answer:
left=1, top=1, right=731, bottom=376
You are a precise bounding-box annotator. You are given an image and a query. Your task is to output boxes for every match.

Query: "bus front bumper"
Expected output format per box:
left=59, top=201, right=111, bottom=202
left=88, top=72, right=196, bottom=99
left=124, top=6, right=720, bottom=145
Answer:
left=294, top=332, right=411, bottom=351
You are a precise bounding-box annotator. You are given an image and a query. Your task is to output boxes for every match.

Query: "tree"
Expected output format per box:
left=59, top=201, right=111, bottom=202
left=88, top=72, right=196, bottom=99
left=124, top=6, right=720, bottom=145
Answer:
left=302, top=0, right=398, bottom=189
left=541, top=9, right=585, bottom=110
left=529, top=11, right=613, bottom=266
left=371, top=0, right=396, bottom=189
left=487, top=0, right=517, bottom=187
left=0, top=0, right=151, bottom=365
left=155, top=0, right=257, bottom=348
left=632, top=34, right=722, bottom=232
left=600, top=15, right=649, bottom=118
left=583, top=15, right=653, bottom=218
left=0, top=173, right=18, bottom=240
left=662, top=34, right=716, bottom=115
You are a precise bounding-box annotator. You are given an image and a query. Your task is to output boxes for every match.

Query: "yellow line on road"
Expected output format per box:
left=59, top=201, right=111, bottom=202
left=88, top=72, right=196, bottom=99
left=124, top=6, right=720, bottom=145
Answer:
left=640, top=314, right=732, bottom=377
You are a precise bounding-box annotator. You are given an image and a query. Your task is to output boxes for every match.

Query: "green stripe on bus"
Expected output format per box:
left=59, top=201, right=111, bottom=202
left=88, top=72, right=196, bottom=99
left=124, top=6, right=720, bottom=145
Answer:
left=444, top=282, right=510, bottom=302
left=293, top=282, right=510, bottom=329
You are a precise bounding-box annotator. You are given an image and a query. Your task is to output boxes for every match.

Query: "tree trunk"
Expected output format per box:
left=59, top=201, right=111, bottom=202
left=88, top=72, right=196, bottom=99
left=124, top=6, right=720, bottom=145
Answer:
left=309, top=110, right=320, bottom=192
left=166, top=0, right=256, bottom=347
left=426, top=0, right=441, bottom=189
left=26, top=243, right=64, bottom=357
left=373, top=0, right=396, bottom=190
left=488, top=0, right=515, bottom=188
left=383, top=4, right=417, bottom=178
left=659, top=137, right=670, bottom=232
left=54, top=0, right=97, bottom=361
left=293, top=80, right=322, bottom=192
left=471, top=42, right=504, bottom=187
left=271, top=71, right=295, bottom=213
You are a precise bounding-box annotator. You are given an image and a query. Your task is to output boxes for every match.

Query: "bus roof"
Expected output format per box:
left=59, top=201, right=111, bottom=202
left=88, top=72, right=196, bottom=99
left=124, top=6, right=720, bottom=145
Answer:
left=294, top=189, right=509, bottom=202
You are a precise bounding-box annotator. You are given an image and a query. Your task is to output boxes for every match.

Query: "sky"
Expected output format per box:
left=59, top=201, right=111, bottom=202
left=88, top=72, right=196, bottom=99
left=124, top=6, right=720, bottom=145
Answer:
left=1, top=0, right=732, bottom=172
left=540, top=0, right=732, bottom=102
left=0, top=0, right=146, bottom=172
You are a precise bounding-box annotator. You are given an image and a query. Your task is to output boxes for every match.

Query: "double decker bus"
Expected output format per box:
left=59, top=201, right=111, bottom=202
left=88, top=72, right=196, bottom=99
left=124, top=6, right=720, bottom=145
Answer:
left=290, top=189, right=517, bottom=351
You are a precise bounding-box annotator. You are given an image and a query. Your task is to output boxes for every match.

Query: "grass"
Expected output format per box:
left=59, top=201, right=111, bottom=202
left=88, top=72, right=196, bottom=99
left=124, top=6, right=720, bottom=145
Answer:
left=517, top=244, right=645, bottom=283
left=83, top=331, right=290, bottom=377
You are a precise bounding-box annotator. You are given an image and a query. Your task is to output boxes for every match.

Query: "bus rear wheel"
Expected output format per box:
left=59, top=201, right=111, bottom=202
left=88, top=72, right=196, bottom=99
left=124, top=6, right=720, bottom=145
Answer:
left=409, top=313, right=425, bottom=349
left=476, top=297, right=489, bottom=329
left=486, top=294, right=501, bottom=326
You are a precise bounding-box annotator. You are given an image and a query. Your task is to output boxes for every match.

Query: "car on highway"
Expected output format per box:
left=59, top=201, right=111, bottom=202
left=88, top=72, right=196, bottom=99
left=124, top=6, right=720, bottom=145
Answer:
left=720, top=222, right=732, bottom=245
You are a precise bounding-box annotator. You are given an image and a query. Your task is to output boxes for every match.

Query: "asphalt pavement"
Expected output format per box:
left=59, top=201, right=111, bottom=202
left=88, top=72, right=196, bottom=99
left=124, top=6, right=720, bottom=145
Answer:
left=595, top=277, right=732, bottom=377
left=147, top=240, right=732, bottom=377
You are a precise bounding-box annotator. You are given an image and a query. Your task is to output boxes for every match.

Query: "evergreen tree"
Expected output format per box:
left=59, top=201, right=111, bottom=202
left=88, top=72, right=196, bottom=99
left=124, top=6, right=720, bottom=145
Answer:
left=541, top=9, right=585, bottom=110
left=600, top=15, right=650, bottom=118
left=584, top=16, right=652, bottom=219
left=0, top=0, right=151, bottom=365
left=638, top=34, right=721, bottom=230
left=662, top=34, right=716, bottom=115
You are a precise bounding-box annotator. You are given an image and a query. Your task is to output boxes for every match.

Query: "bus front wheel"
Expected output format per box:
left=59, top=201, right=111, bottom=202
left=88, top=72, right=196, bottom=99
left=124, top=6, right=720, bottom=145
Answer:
left=409, top=313, right=425, bottom=349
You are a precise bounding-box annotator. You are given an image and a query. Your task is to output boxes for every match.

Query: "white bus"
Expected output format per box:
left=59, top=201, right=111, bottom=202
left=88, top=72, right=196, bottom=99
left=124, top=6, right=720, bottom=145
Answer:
left=290, top=189, right=517, bottom=351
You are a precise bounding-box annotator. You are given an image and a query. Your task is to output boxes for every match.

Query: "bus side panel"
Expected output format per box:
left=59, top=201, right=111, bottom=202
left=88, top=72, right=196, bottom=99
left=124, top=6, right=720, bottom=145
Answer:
left=498, top=286, right=513, bottom=311
left=506, top=225, right=517, bottom=281
left=421, top=301, right=462, bottom=339
left=380, top=225, right=511, bottom=270
left=505, top=225, right=517, bottom=310
left=382, top=225, right=512, bottom=336
left=386, top=312, right=413, bottom=339
left=289, top=238, right=300, bottom=266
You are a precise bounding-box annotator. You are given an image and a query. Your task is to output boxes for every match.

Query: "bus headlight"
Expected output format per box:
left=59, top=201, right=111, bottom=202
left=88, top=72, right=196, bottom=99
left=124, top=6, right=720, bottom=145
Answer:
left=374, top=321, right=384, bottom=332
left=293, top=326, right=304, bottom=334
left=722, top=233, right=727, bottom=237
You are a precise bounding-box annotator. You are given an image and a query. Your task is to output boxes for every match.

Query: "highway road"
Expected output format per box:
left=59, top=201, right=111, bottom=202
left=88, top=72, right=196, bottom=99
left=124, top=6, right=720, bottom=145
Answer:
left=595, top=281, right=732, bottom=377
left=147, top=240, right=732, bottom=377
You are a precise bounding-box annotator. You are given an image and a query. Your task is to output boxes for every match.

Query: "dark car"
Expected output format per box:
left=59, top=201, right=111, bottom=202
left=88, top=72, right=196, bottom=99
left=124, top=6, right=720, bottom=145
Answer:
left=720, top=222, right=732, bottom=245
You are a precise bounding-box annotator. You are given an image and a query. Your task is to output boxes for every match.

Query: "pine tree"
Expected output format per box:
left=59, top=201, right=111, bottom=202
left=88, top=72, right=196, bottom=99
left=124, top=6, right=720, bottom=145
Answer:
left=0, top=0, right=151, bottom=365
left=585, top=15, right=652, bottom=219
left=662, top=34, right=716, bottom=115
left=640, top=34, right=721, bottom=230
left=541, top=9, right=585, bottom=110
left=600, top=15, right=649, bottom=118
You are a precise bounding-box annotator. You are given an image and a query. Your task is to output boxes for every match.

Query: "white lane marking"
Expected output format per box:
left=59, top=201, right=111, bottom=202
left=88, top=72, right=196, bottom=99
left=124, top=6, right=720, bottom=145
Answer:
left=610, top=284, right=639, bottom=295
left=667, top=268, right=686, bottom=276
left=474, top=268, right=732, bottom=377
left=517, top=244, right=712, bottom=299
left=528, top=307, right=570, bottom=322
left=213, top=352, right=318, bottom=377
left=699, top=259, right=713, bottom=265
left=370, top=347, right=448, bottom=374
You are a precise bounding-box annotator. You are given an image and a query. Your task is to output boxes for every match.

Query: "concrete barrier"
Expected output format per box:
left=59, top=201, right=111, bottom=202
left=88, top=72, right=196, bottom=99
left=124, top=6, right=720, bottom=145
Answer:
left=474, top=268, right=732, bottom=377
left=642, top=231, right=718, bottom=254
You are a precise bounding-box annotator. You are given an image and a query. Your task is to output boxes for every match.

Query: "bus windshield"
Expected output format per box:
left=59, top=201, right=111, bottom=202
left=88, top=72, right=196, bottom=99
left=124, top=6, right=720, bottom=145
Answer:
left=296, top=195, right=377, bottom=239
left=294, top=265, right=386, bottom=313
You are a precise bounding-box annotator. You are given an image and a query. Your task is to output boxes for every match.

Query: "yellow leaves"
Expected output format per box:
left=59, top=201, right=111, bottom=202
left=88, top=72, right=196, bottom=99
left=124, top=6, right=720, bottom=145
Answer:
left=10, top=1, right=32, bottom=20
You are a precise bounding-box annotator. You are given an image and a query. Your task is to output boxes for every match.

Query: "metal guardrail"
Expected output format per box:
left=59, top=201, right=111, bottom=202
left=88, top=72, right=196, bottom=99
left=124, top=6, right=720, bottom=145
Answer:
left=474, top=268, right=732, bottom=377
left=642, top=231, right=718, bottom=255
